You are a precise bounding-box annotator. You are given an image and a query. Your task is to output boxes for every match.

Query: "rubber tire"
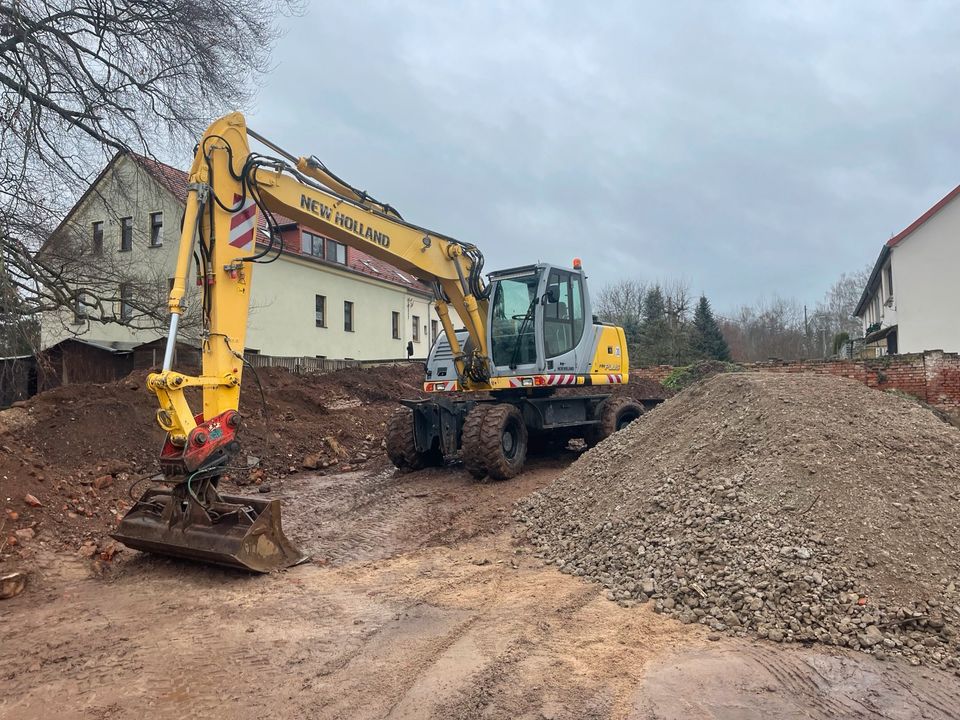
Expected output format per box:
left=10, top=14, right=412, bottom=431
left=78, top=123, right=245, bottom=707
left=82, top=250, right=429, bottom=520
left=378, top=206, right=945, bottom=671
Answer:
left=480, top=404, right=528, bottom=481
left=460, top=403, right=493, bottom=479
left=385, top=407, right=442, bottom=472
left=585, top=397, right=644, bottom=447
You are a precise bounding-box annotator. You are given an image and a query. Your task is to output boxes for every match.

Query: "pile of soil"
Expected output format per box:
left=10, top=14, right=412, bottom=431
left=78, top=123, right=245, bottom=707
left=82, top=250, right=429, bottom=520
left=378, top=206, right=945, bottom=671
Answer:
left=0, top=363, right=426, bottom=564
left=516, top=372, right=960, bottom=670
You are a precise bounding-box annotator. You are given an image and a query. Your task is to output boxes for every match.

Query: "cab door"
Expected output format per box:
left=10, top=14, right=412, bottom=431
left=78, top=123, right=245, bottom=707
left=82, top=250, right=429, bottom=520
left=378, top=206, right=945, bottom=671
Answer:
left=540, top=269, right=586, bottom=373
left=488, top=269, right=543, bottom=374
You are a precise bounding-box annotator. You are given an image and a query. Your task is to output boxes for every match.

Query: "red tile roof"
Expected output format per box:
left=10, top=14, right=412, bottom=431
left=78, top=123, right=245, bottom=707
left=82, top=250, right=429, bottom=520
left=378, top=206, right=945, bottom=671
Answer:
left=132, top=153, right=431, bottom=295
left=886, top=182, right=960, bottom=248
left=134, top=153, right=191, bottom=201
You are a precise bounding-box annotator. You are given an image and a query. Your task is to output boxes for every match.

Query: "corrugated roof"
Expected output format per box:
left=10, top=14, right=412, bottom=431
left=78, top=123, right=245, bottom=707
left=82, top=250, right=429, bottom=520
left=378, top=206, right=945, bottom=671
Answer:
left=48, top=338, right=140, bottom=354
left=132, top=153, right=431, bottom=294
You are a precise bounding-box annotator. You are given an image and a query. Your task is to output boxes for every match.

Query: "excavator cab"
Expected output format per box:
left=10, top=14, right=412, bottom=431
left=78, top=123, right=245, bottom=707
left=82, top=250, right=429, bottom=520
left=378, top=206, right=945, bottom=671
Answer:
left=485, top=262, right=592, bottom=380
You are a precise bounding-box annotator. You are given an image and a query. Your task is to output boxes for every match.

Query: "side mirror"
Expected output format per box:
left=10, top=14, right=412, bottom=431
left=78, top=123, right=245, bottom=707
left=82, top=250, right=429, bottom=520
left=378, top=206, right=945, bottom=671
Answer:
left=542, top=287, right=559, bottom=304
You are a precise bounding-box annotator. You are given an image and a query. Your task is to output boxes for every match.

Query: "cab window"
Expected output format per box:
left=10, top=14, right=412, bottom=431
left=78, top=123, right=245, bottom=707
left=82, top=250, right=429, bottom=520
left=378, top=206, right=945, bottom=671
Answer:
left=544, top=271, right=584, bottom=358
left=491, top=273, right=539, bottom=366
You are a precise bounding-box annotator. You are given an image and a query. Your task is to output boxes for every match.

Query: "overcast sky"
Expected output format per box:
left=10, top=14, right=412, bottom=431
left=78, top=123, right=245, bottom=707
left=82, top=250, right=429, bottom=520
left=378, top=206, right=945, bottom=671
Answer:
left=246, top=0, right=960, bottom=313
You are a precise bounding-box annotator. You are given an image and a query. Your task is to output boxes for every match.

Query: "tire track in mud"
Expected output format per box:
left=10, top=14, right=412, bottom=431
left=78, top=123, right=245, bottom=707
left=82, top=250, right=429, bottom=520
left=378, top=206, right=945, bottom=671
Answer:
left=279, top=457, right=567, bottom=566
left=639, top=641, right=960, bottom=720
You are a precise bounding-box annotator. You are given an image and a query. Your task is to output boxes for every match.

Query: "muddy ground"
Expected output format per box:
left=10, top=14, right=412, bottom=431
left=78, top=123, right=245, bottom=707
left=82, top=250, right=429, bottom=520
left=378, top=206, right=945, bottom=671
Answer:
left=3, top=452, right=959, bottom=720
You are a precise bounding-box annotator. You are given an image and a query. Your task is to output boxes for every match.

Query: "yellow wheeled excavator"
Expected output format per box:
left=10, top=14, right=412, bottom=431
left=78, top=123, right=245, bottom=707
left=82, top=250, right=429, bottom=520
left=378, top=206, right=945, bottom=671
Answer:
left=112, top=113, right=647, bottom=572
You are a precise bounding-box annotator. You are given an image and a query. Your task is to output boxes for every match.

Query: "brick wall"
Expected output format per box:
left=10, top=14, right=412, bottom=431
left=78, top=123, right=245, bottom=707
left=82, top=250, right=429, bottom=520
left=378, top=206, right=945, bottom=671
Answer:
left=632, top=351, right=960, bottom=412
left=632, top=365, right=674, bottom=384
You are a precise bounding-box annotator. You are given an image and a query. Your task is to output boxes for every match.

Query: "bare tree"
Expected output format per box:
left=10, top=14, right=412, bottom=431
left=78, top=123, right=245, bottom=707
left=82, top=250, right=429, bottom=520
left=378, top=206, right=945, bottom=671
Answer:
left=595, top=278, right=648, bottom=329
left=0, top=0, right=296, bottom=351
left=597, top=277, right=705, bottom=366
left=662, top=278, right=693, bottom=331
left=720, top=296, right=808, bottom=362
left=807, top=264, right=873, bottom=355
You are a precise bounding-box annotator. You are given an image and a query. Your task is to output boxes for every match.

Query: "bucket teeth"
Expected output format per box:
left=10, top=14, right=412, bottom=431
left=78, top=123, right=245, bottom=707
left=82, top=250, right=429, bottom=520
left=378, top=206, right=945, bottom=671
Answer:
left=112, top=481, right=307, bottom=573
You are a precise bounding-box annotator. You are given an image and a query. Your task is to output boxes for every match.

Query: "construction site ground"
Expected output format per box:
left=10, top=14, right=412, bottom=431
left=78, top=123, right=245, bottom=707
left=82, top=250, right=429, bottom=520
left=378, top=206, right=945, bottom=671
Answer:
left=3, top=366, right=960, bottom=718
left=2, top=456, right=959, bottom=719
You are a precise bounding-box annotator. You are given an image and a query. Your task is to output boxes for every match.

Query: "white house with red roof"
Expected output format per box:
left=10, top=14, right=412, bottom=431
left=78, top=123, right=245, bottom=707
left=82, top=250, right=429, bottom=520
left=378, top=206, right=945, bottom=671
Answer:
left=39, top=152, right=444, bottom=360
left=854, top=183, right=960, bottom=356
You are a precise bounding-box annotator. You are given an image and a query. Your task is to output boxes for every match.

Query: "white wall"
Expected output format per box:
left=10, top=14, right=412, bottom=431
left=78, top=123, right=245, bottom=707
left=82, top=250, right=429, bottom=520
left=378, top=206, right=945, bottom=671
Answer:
left=891, top=195, right=960, bottom=353
left=248, top=254, right=435, bottom=358
left=859, top=260, right=897, bottom=336
left=40, top=156, right=187, bottom=349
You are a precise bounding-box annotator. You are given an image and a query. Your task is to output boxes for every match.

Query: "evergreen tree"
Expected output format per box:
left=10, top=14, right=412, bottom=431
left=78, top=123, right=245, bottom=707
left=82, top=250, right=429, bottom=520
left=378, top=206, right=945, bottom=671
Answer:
left=691, top=295, right=731, bottom=361
left=638, top=286, right=672, bottom=365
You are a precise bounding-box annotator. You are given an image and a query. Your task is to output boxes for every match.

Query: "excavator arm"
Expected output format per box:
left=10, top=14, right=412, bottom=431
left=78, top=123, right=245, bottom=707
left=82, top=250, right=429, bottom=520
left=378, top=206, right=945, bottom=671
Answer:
left=154, top=113, right=491, bottom=452
left=113, top=112, right=495, bottom=571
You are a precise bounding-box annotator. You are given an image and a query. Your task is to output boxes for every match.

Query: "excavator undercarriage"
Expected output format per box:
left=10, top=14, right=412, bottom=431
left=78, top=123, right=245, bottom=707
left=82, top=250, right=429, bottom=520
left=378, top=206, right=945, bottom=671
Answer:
left=386, top=391, right=657, bottom=481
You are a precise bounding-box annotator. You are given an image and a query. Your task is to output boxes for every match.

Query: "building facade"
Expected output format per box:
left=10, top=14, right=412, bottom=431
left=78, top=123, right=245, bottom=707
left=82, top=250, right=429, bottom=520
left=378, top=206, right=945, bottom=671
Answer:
left=40, top=153, right=442, bottom=361
left=855, top=182, right=960, bottom=356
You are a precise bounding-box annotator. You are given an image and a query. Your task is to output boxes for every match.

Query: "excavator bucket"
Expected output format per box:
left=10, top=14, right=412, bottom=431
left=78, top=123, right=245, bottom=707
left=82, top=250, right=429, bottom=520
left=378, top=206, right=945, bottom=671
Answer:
left=112, top=480, right=307, bottom=573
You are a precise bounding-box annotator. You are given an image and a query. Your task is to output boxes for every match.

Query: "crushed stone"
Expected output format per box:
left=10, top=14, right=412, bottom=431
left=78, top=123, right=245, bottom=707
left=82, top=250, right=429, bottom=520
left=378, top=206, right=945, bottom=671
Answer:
left=516, top=372, right=960, bottom=670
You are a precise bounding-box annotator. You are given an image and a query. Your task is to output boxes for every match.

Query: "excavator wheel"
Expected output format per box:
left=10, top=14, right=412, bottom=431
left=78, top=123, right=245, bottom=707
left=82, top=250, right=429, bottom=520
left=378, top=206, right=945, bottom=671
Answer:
left=386, top=407, right=443, bottom=472
left=479, top=403, right=528, bottom=481
left=460, top=403, right=493, bottom=479
left=586, top=397, right=645, bottom=447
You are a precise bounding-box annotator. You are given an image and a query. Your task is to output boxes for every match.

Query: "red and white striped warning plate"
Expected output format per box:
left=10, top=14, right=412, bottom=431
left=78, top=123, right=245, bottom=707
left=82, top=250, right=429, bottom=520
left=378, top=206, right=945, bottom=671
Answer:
left=545, top=374, right=577, bottom=386
left=606, top=373, right=624, bottom=384
left=228, top=194, right=257, bottom=250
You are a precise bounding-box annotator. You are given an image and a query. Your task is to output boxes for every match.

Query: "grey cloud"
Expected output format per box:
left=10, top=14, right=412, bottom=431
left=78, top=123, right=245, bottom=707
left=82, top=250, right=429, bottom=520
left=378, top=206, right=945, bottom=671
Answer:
left=249, top=0, right=960, bottom=311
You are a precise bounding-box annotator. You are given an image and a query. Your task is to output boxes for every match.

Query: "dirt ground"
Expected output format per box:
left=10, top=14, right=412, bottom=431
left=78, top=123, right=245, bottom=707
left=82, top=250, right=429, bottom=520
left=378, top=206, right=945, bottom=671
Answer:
left=3, top=452, right=960, bottom=720
left=0, top=364, right=672, bottom=566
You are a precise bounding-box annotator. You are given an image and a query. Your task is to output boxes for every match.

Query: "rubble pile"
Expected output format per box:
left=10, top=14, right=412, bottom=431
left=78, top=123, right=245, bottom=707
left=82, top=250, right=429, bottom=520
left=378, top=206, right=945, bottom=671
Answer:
left=516, top=373, right=960, bottom=669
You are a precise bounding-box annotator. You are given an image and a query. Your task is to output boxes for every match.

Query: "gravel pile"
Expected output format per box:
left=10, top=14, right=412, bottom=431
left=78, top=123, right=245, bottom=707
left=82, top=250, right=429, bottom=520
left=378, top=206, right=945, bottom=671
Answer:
left=515, top=373, right=960, bottom=669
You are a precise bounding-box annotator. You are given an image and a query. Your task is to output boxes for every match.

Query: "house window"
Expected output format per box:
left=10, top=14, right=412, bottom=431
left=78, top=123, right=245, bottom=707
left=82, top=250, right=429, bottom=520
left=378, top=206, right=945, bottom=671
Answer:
left=392, top=311, right=400, bottom=339
left=884, top=263, right=893, bottom=300
left=92, top=221, right=103, bottom=254
left=412, top=315, right=420, bottom=342
left=73, top=292, right=89, bottom=323
left=315, top=294, right=326, bottom=327
left=120, top=216, right=133, bottom=251
left=304, top=231, right=325, bottom=258
left=326, top=239, right=347, bottom=265
left=302, top=232, right=346, bottom=264
left=344, top=301, right=354, bottom=332
left=120, top=283, right=133, bottom=320
left=431, top=319, right=438, bottom=344
left=149, top=212, right=163, bottom=247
